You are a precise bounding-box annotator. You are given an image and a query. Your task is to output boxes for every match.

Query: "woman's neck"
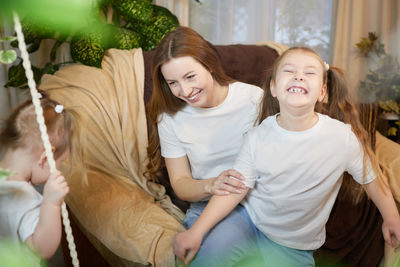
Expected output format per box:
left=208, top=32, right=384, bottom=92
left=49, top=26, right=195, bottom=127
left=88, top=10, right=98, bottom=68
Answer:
left=277, top=111, right=319, bottom=131
left=210, top=82, right=229, bottom=108
left=0, top=149, right=31, bottom=182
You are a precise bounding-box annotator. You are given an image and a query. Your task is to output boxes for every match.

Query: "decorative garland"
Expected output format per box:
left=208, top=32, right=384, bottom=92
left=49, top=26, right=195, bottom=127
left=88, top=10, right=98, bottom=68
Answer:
left=13, top=12, right=79, bottom=267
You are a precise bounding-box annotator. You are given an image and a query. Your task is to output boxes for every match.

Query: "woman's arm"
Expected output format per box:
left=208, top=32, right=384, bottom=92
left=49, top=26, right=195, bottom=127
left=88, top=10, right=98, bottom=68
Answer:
left=165, top=156, right=246, bottom=202
left=172, top=188, right=249, bottom=263
left=364, top=179, right=400, bottom=247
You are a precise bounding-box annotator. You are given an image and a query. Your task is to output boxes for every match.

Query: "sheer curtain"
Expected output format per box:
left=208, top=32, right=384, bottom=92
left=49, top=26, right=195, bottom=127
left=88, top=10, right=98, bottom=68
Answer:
left=189, top=0, right=332, bottom=61
left=331, top=0, right=400, bottom=96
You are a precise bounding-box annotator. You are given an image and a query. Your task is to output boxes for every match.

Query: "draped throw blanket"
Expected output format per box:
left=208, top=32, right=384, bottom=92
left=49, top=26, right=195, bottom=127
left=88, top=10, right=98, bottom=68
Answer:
left=40, top=48, right=185, bottom=266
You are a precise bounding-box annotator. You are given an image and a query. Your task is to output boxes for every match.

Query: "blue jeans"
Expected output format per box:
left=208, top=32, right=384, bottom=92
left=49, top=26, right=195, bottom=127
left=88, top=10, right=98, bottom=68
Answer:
left=184, top=201, right=258, bottom=267
left=183, top=201, right=314, bottom=267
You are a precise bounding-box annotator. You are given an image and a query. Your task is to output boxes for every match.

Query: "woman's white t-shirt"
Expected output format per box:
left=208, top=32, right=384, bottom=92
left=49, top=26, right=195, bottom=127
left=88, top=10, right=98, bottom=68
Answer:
left=158, top=81, right=263, bottom=180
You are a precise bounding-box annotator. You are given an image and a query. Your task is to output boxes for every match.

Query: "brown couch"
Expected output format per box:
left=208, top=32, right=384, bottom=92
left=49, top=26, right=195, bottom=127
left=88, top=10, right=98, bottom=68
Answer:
left=39, top=44, right=400, bottom=267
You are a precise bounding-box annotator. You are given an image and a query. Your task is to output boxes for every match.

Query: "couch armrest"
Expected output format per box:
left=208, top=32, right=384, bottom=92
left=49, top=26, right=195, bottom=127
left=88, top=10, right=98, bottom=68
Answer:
left=65, top=170, right=185, bottom=267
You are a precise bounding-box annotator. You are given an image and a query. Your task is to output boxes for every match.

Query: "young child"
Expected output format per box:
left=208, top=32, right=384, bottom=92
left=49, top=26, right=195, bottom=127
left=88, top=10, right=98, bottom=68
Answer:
left=172, top=47, right=400, bottom=266
left=0, top=96, right=72, bottom=260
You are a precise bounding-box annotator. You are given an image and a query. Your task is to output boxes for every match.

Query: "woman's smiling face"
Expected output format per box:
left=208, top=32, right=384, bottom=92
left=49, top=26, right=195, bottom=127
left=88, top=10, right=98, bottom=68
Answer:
left=161, top=56, right=223, bottom=108
left=270, top=51, right=326, bottom=113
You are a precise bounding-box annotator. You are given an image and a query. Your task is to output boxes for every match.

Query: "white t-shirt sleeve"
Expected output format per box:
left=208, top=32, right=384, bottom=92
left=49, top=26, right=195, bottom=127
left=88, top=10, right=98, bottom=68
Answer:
left=158, top=115, right=186, bottom=158
left=18, top=206, right=40, bottom=242
left=233, top=132, right=257, bottom=188
left=346, top=129, right=376, bottom=184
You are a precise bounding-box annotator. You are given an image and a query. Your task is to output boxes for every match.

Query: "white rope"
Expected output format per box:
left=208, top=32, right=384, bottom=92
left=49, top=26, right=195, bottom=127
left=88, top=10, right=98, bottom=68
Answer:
left=13, top=12, right=80, bottom=267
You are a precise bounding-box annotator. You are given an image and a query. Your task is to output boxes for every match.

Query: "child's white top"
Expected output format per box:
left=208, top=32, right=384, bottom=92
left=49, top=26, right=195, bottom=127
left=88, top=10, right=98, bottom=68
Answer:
left=0, top=181, right=42, bottom=243
left=158, top=81, right=263, bottom=180
left=235, top=113, right=375, bottom=250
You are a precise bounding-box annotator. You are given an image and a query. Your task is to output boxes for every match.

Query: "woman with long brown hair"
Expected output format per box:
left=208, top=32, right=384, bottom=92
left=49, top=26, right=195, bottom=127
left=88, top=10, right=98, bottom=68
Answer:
left=146, top=26, right=264, bottom=266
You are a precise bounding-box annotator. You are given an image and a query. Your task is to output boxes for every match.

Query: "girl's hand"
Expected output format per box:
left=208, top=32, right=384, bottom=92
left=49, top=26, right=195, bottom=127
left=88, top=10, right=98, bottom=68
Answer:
left=42, top=171, right=69, bottom=206
left=205, top=169, right=246, bottom=196
left=172, top=229, right=203, bottom=264
left=382, top=219, right=400, bottom=248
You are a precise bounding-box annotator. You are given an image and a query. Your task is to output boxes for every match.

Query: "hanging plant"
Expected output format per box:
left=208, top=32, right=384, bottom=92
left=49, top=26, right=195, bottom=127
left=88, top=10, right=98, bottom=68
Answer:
left=357, top=32, right=400, bottom=137
left=2, top=0, right=181, bottom=89
left=0, top=36, right=17, bottom=64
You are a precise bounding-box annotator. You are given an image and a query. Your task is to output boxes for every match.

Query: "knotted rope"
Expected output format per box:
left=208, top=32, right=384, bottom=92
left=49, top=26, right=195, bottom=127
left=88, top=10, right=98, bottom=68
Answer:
left=13, top=12, right=79, bottom=267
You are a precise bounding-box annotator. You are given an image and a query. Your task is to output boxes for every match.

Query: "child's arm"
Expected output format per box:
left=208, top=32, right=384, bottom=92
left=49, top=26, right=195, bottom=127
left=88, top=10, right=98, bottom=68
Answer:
left=173, top=188, right=249, bottom=264
left=364, top=179, right=400, bottom=248
left=25, top=171, right=69, bottom=259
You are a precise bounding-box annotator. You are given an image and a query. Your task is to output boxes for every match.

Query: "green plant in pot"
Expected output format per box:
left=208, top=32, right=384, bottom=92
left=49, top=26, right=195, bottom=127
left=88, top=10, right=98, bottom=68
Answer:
left=1, top=0, right=180, bottom=89
left=356, top=32, right=400, bottom=138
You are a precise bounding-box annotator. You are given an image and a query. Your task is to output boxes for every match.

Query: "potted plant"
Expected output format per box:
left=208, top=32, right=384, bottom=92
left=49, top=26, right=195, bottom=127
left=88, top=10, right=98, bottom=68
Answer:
left=1, top=0, right=183, bottom=89
left=356, top=32, right=400, bottom=139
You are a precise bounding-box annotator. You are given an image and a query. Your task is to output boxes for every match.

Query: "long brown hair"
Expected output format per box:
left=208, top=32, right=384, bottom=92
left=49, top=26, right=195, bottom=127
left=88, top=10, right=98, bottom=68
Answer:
left=0, top=93, right=77, bottom=169
left=259, top=47, right=386, bottom=202
left=145, top=26, right=234, bottom=181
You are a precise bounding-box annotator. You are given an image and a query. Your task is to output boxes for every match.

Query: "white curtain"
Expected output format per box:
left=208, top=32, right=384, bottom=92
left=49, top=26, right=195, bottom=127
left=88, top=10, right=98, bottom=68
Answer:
left=154, top=0, right=189, bottom=26
left=331, top=0, right=400, bottom=97
left=189, top=0, right=332, bottom=61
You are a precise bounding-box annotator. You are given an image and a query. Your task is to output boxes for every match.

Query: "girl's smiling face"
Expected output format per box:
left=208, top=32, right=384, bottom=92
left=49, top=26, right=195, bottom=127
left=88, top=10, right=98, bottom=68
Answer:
left=270, top=51, right=326, bottom=114
left=161, top=56, right=226, bottom=108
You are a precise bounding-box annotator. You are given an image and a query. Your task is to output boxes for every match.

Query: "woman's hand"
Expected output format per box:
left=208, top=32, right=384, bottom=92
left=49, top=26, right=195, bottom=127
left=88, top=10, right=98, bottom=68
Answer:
left=172, top=229, right=203, bottom=264
left=205, top=169, right=246, bottom=196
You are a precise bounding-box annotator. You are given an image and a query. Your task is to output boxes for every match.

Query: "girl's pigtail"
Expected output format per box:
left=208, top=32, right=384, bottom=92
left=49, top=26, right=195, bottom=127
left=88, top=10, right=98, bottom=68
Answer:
left=322, top=67, right=387, bottom=203
left=257, top=70, right=280, bottom=124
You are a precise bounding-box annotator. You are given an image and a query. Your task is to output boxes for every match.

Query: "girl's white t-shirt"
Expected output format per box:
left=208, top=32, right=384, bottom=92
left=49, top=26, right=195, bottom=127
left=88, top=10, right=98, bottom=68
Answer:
left=158, top=81, right=263, bottom=180
left=234, top=113, right=376, bottom=250
left=0, top=180, right=42, bottom=242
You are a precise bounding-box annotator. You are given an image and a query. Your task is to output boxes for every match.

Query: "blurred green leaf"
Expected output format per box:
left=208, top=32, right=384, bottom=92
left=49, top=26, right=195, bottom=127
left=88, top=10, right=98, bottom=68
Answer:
left=5, top=62, right=42, bottom=88
left=0, top=36, right=17, bottom=42
left=387, top=127, right=398, bottom=136
left=1, top=0, right=103, bottom=37
left=0, top=168, right=13, bottom=182
left=0, top=240, right=41, bottom=267
left=379, top=100, right=400, bottom=114
left=0, top=50, right=17, bottom=64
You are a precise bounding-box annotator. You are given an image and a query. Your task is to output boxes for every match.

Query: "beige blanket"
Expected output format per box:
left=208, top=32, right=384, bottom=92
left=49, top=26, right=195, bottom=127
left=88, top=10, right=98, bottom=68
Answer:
left=40, top=48, right=185, bottom=266
left=376, top=132, right=400, bottom=267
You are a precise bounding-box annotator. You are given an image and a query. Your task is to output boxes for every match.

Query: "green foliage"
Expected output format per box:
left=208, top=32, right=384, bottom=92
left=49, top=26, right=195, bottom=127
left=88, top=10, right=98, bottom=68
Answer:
left=70, top=30, right=106, bottom=68
left=113, top=0, right=153, bottom=24
left=0, top=50, right=17, bottom=64
left=5, top=62, right=42, bottom=88
left=355, top=32, right=384, bottom=57
left=1, top=0, right=100, bottom=37
left=2, top=0, right=182, bottom=90
left=0, top=168, right=13, bottom=182
left=0, top=36, right=17, bottom=65
left=357, top=32, right=400, bottom=136
left=0, top=239, right=43, bottom=267
left=4, top=61, right=60, bottom=89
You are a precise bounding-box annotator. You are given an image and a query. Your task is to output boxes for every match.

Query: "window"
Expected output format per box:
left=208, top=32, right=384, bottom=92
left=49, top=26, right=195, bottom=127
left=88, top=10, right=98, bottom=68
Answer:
left=189, top=0, right=333, bottom=61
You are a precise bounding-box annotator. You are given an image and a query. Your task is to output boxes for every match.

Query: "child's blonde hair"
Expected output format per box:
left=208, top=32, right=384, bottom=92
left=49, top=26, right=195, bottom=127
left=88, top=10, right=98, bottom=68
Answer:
left=0, top=94, right=73, bottom=162
left=259, top=47, right=386, bottom=202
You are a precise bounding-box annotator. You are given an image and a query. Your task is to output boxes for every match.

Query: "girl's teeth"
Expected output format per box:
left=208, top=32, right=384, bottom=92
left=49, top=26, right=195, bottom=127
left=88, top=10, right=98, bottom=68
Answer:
left=288, top=88, right=305, bottom=93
